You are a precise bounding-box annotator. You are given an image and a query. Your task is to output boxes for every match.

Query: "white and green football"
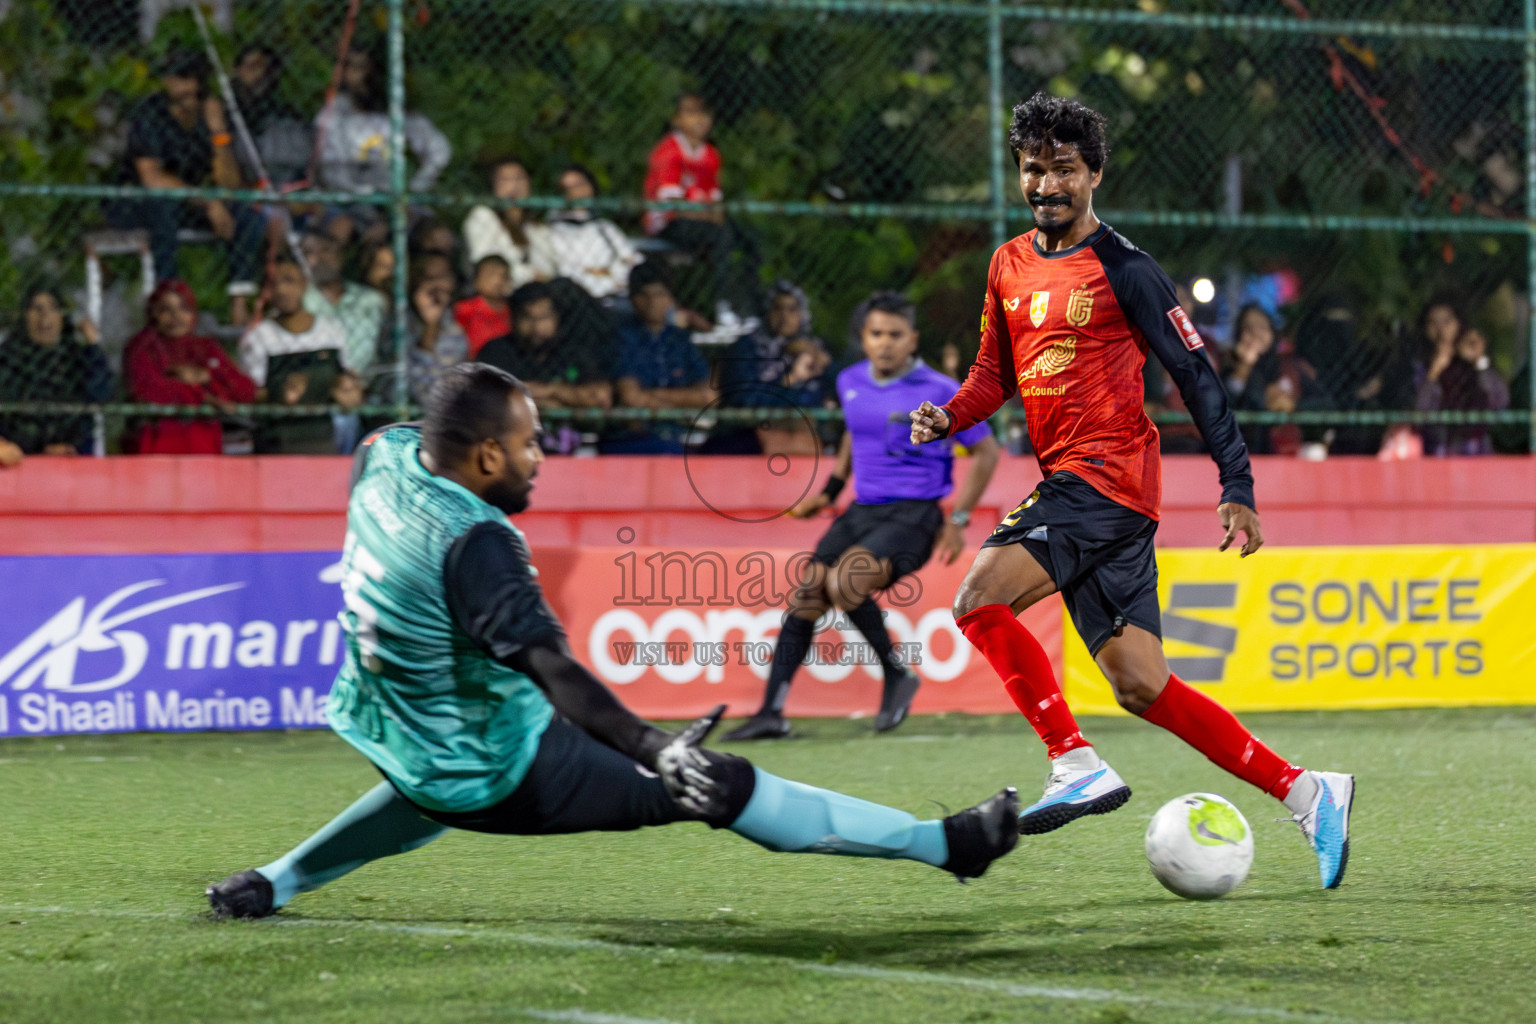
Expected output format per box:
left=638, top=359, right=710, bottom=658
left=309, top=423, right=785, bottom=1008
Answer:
left=1144, top=793, right=1254, bottom=900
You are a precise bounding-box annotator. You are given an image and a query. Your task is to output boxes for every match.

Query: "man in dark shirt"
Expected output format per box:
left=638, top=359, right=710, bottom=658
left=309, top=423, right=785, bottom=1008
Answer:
left=476, top=282, right=614, bottom=453
left=105, top=49, right=266, bottom=322
left=911, top=93, right=1354, bottom=890
left=477, top=282, right=614, bottom=410
left=204, top=364, right=1019, bottom=919
left=602, top=261, right=714, bottom=454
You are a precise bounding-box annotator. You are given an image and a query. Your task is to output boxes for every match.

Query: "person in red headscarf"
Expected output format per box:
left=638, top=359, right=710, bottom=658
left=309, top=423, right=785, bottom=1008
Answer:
left=123, top=280, right=257, bottom=454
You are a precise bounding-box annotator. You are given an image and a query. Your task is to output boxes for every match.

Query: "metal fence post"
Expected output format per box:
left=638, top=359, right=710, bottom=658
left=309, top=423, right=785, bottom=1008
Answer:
left=388, top=0, right=410, bottom=418
left=987, top=0, right=1007, bottom=252
left=1527, top=0, right=1536, bottom=453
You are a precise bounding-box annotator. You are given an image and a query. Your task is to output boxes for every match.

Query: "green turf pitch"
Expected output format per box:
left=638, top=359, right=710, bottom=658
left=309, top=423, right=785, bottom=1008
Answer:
left=2, top=708, right=1534, bottom=1024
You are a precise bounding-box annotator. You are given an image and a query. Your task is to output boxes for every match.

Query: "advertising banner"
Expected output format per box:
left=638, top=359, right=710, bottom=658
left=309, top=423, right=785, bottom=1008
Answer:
left=0, top=546, right=1056, bottom=737
left=537, top=546, right=1058, bottom=719
left=0, top=551, right=344, bottom=739
left=1063, top=544, right=1536, bottom=714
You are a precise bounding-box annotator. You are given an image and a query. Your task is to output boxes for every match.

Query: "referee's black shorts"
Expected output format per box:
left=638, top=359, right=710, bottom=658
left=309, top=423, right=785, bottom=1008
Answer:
left=982, top=471, right=1161, bottom=657
left=387, top=715, right=755, bottom=835
left=812, top=499, right=944, bottom=584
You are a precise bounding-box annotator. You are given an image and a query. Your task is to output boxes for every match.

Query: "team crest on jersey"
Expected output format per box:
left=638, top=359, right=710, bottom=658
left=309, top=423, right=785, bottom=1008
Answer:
left=1066, top=288, right=1094, bottom=327
left=1029, top=291, right=1049, bottom=327
left=1018, top=335, right=1076, bottom=380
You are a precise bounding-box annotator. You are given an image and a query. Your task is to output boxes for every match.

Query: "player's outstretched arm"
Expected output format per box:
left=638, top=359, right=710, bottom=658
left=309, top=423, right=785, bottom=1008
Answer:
left=445, top=521, right=672, bottom=766
left=511, top=639, right=673, bottom=766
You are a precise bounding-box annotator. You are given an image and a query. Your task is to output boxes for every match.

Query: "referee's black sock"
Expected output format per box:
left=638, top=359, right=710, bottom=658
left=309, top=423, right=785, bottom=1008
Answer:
left=762, top=614, right=816, bottom=715
left=847, top=599, right=903, bottom=681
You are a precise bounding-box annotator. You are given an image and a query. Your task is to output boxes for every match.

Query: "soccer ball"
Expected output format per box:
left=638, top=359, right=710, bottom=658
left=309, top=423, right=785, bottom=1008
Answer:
left=1144, top=793, right=1254, bottom=900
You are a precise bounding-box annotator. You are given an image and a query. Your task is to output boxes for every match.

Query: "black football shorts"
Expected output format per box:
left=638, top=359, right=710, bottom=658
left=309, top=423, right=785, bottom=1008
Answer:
left=812, top=499, right=944, bottom=584
left=982, top=472, right=1161, bottom=656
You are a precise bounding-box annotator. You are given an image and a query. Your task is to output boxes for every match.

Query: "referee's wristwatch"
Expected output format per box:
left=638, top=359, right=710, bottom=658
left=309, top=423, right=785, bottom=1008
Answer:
left=947, top=509, right=972, bottom=528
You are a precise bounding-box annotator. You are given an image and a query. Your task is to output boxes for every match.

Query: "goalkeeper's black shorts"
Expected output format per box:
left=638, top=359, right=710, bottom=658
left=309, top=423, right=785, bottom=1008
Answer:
left=385, top=714, right=754, bottom=834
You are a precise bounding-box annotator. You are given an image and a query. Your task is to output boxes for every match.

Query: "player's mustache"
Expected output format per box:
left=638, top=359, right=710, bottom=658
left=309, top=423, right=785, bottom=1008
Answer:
left=1029, top=194, right=1072, bottom=207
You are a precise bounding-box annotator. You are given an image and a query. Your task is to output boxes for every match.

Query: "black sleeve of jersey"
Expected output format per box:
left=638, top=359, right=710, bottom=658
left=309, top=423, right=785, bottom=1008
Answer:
left=443, top=521, right=671, bottom=767
left=444, top=520, right=566, bottom=661
left=1095, top=235, right=1257, bottom=510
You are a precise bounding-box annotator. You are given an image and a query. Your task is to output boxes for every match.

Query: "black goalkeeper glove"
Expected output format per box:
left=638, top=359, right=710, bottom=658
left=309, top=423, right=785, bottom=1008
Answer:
left=656, top=704, right=730, bottom=818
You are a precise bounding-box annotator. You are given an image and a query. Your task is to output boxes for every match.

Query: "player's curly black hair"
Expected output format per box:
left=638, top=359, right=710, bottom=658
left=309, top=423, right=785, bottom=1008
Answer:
left=1007, top=92, right=1110, bottom=173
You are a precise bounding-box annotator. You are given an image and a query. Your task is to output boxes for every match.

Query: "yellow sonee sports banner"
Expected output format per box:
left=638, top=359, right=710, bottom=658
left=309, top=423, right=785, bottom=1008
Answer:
left=1063, top=544, right=1536, bottom=714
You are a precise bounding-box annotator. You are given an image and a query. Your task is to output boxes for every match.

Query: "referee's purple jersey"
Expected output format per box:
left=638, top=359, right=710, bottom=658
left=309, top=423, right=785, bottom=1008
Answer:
left=837, top=359, right=995, bottom=505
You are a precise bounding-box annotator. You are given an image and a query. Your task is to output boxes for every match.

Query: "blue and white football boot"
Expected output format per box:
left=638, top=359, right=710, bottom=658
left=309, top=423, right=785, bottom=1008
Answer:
left=1291, top=770, right=1355, bottom=889
left=1017, top=750, right=1132, bottom=835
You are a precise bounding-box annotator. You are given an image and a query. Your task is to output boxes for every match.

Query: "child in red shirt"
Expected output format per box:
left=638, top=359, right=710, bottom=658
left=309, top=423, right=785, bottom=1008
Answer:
left=643, top=93, right=723, bottom=237
left=453, top=255, right=514, bottom=357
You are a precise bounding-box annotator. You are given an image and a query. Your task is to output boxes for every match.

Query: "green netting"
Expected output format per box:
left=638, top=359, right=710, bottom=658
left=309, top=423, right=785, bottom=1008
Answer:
left=0, top=0, right=1531, bottom=454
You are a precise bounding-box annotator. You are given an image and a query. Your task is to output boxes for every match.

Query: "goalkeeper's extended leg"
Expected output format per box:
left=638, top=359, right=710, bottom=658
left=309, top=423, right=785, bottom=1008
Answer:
left=728, top=768, right=1019, bottom=880
left=207, top=781, right=448, bottom=919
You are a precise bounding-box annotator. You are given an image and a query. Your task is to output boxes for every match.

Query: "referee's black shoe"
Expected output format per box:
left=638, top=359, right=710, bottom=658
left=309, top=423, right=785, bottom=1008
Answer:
left=874, top=668, right=921, bottom=732
left=207, top=869, right=275, bottom=920
left=942, top=787, right=1021, bottom=881
left=722, top=712, right=792, bottom=741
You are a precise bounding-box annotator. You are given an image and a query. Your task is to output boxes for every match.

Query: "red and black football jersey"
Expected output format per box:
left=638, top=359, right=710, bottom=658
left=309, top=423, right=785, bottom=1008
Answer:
left=944, top=224, right=1254, bottom=520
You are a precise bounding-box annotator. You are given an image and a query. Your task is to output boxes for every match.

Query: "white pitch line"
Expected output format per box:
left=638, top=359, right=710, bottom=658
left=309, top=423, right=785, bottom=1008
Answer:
left=0, top=903, right=1399, bottom=1024
left=522, top=1009, right=688, bottom=1024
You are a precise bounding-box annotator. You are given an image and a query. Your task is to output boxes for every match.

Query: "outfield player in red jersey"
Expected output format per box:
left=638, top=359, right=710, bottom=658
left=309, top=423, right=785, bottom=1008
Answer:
left=909, top=93, right=1354, bottom=889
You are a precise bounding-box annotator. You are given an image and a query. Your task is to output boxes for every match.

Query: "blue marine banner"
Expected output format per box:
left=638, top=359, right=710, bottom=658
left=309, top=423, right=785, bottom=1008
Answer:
left=0, top=552, right=345, bottom=738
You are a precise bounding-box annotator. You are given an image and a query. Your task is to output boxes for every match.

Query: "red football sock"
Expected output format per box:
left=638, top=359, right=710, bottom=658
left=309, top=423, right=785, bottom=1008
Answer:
left=1140, top=673, right=1304, bottom=798
left=956, top=604, right=1088, bottom=759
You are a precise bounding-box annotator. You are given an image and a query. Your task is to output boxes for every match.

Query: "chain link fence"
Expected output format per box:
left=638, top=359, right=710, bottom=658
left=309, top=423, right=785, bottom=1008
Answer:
left=0, top=0, right=1532, bottom=457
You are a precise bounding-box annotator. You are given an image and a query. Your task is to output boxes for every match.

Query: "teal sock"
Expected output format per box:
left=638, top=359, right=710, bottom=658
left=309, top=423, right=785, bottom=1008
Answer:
left=728, top=767, right=949, bottom=867
left=257, top=782, right=448, bottom=908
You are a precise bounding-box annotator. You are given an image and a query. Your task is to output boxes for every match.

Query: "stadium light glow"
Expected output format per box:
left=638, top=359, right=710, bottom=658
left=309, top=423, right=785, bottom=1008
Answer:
left=1191, top=278, right=1216, bottom=304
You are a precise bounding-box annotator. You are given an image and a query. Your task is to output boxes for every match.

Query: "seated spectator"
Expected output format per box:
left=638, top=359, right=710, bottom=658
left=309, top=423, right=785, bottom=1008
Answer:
left=330, top=370, right=366, bottom=455
left=409, top=216, right=462, bottom=263
left=300, top=229, right=386, bottom=374
left=718, top=281, right=831, bottom=394
left=230, top=42, right=310, bottom=187
left=545, top=164, right=642, bottom=303
left=477, top=281, right=615, bottom=453
left=367, top=253, right=469, bottom=406
left=1415, top=294, right=1509, bottom=455
left=757, top=337, right=838, bottom=456
left=0, top=284, right=114, bottom=456
left=603, top=262, right=715, bottom=454
left=462, top=156, right=556, bottom=290
left=359, top=238, right=397, bottom=308
left=105, top=48, right=265, bottom=324
left=1218, top=305, right=1329, bottom=455
left=454, top=256, right=514, bottom=358
left=240, top=255, right=348, bottom=453
left=643, top=92, right=760, bottom=322
left=124, top=279, right=255, bottom=454
left=1294, top=293, right=1407, bottom=454
left=314, top=42, right=451, bottom=245
left=710, top=280, right=834, bottom=454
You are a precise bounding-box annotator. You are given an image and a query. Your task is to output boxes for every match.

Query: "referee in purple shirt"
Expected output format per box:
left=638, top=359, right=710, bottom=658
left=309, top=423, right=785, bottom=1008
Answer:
left=725, top=292, right=1001, bottom=740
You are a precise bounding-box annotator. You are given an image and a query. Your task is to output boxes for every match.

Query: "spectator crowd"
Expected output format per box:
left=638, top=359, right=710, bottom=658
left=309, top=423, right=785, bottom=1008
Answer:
left=0, top=43, right=1526, bottom=465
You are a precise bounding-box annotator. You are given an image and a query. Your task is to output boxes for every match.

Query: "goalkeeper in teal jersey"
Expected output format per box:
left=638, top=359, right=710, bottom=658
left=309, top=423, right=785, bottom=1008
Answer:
left=207, top=364, right=1019, bottom=918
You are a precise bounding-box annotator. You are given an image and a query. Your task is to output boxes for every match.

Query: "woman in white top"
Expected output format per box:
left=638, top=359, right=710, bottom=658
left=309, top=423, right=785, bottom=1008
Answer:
left=462, top=156, right=557, bottom=290
left=545, top=163, right=642, bottom=302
